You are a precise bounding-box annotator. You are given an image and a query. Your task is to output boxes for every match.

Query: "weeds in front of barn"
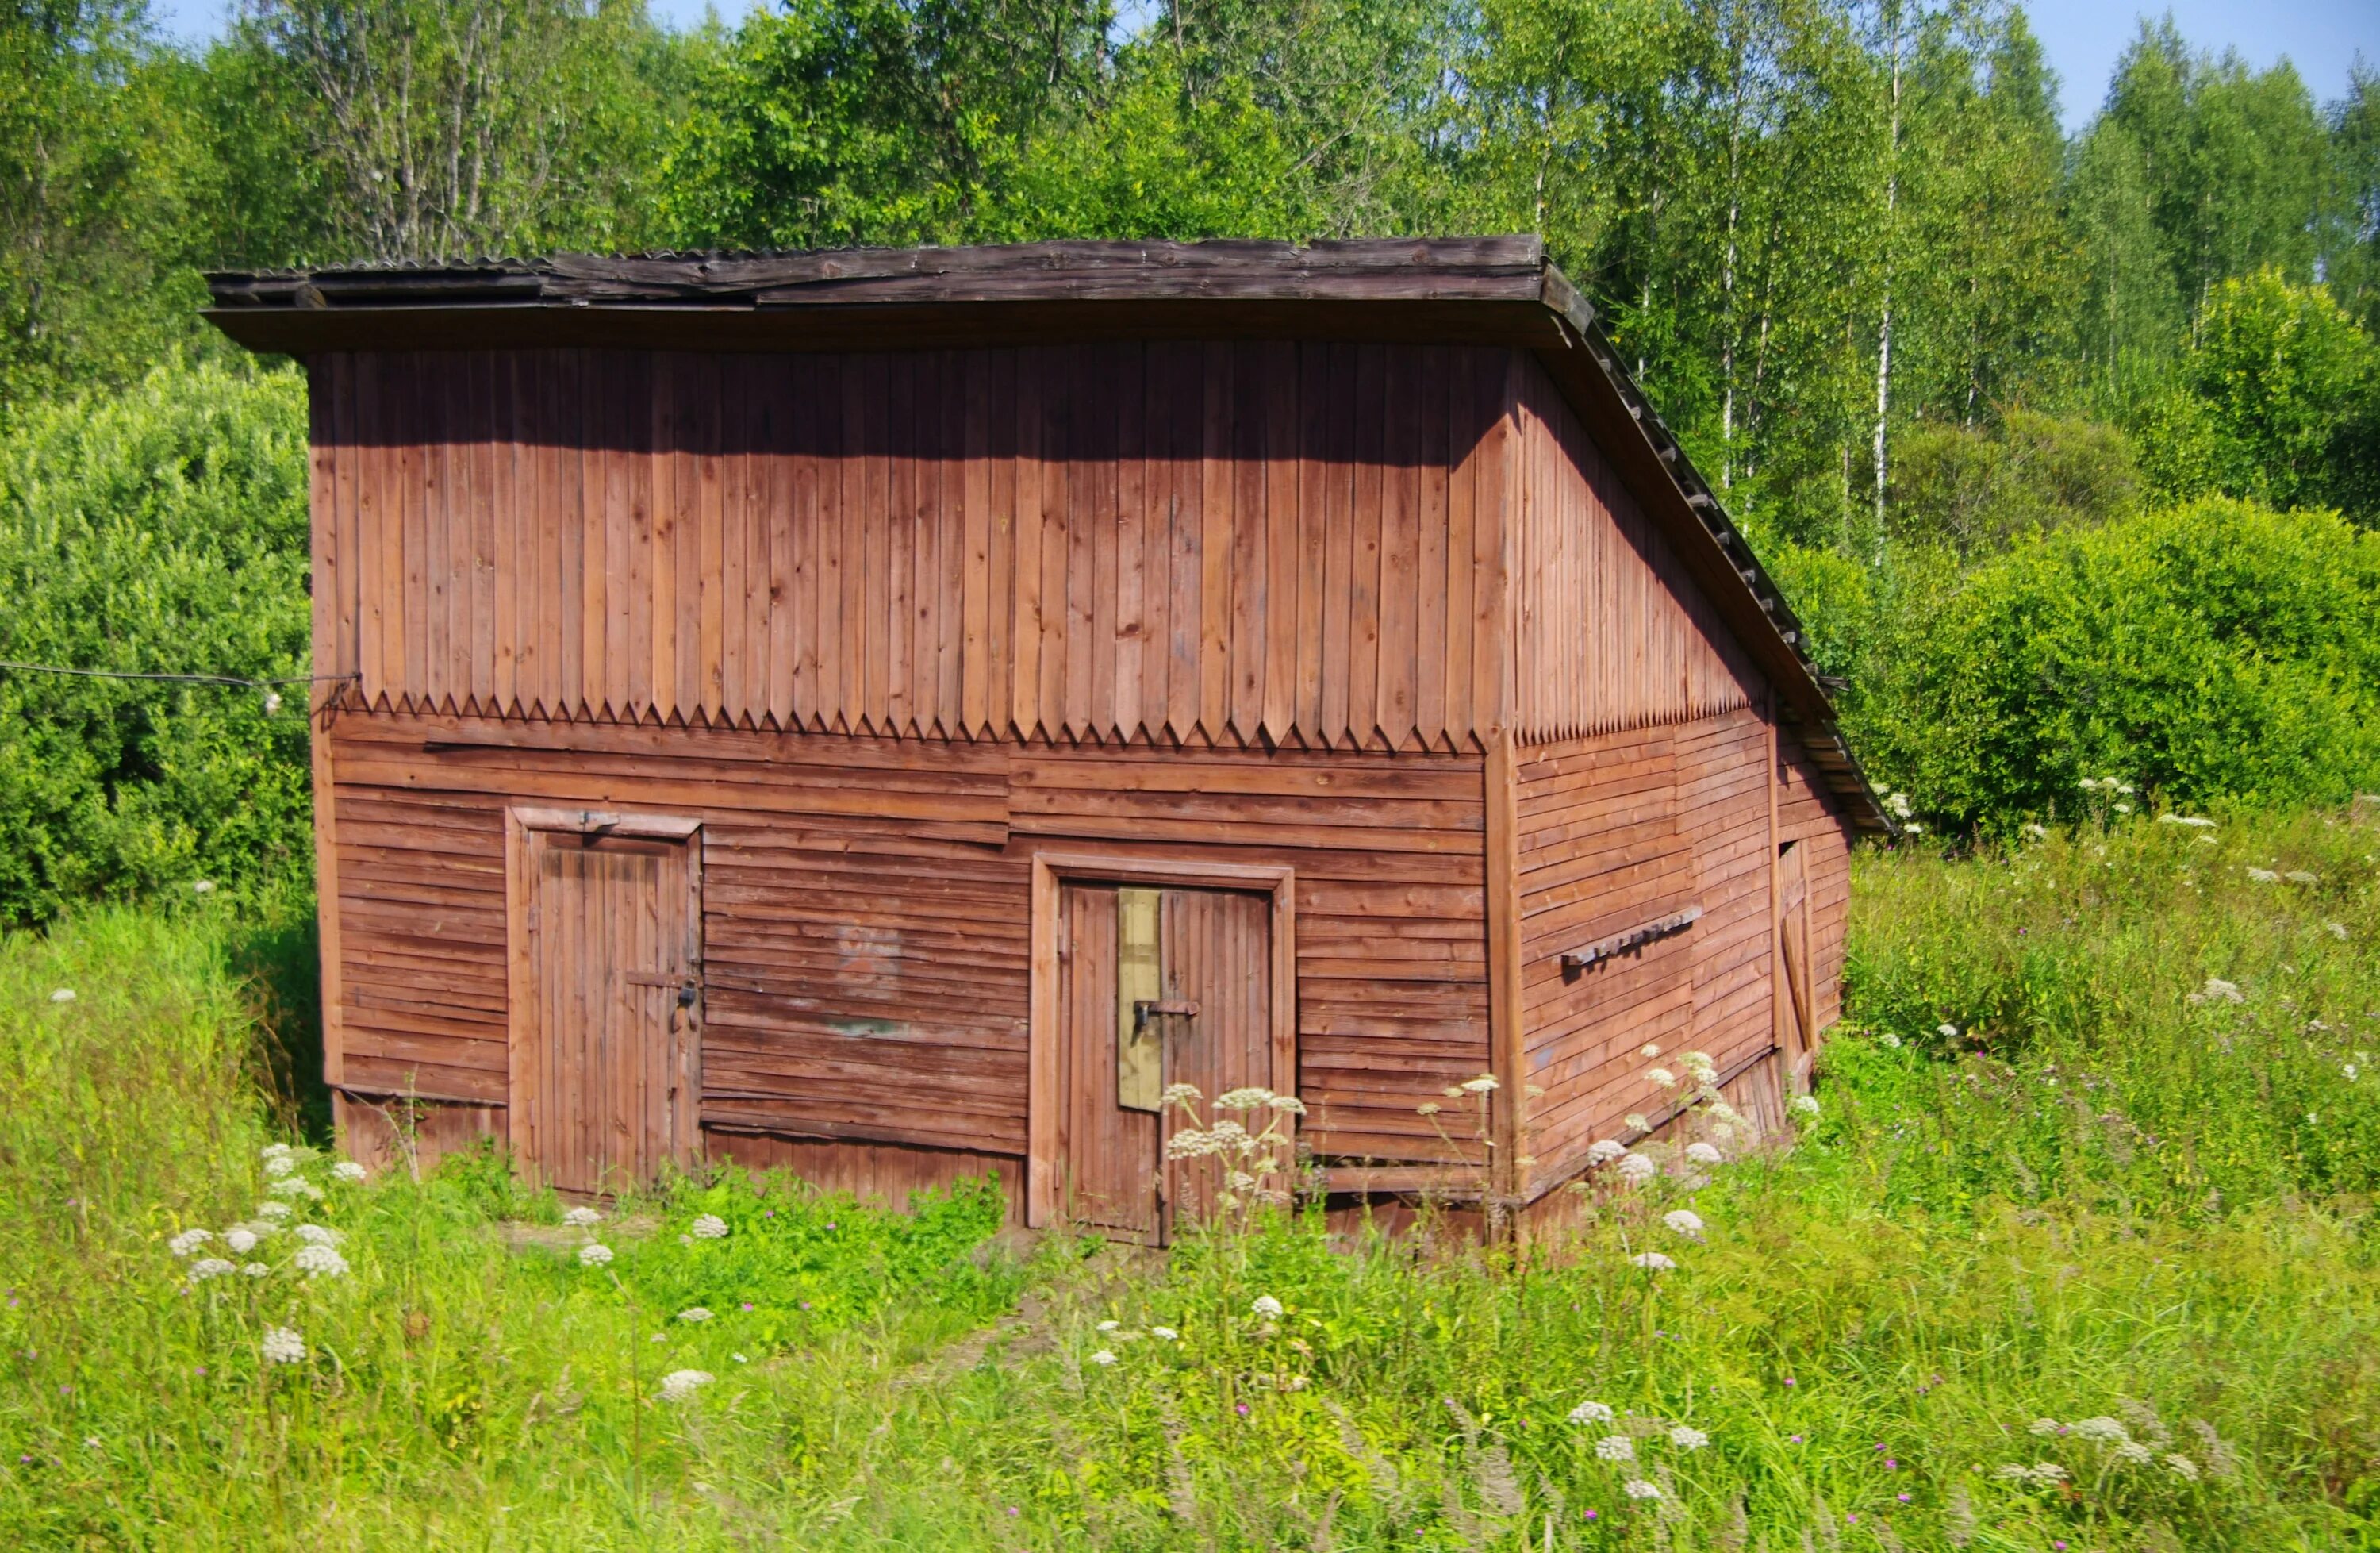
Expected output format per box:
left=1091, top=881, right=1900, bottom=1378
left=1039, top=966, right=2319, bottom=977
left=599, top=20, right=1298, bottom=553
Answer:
left=2, top=809, right=2377, bottom=1548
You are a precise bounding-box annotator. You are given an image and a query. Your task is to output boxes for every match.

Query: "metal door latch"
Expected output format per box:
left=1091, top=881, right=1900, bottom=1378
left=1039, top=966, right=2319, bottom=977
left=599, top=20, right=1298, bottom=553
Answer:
left=1132, top=998, right=1200, bottom=1035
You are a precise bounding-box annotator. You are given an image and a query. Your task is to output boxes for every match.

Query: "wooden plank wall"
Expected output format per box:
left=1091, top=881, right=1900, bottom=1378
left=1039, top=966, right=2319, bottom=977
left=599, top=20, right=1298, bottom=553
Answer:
left=1508, top=357, right=1753, bottom=740
left=1511, top=724, right=1697, bottom=1192
left=312, top=344, right=1515, bottom=755
left=1778, top=740, right=1854, bottom=1031
left=1512, top=708, right=1848, bottom=1197
left=324, top=713, right=1490, bottom=1174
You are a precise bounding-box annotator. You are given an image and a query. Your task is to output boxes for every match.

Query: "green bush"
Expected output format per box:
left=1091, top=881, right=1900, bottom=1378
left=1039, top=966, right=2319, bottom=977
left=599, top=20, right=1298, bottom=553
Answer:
left=0, top=358, right=313, bottom=925
left=1840, top=496, right=2380, bottom=833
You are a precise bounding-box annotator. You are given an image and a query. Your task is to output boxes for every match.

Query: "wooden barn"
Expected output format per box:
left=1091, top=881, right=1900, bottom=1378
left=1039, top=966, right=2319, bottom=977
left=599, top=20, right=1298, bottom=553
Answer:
left=204, top=238, right=1887, bottom=1239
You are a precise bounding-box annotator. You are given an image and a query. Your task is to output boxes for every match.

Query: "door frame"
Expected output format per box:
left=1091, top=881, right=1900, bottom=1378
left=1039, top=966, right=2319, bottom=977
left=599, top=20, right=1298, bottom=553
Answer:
left=1026, top=851, right=1297, bottom=1228
left=504, top=805, right=705, bottom=1182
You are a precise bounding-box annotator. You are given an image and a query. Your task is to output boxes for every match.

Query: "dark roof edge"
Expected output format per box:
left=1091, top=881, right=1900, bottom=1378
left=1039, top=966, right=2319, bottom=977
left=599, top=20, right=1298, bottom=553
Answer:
left=202, top=236, right=1887, bottom=833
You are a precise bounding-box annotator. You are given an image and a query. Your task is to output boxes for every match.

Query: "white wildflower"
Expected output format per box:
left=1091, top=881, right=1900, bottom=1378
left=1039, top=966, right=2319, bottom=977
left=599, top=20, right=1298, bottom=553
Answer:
left=2029, top=1418, right=2063, bottom=1436
left=294, top=1244, right=349, bottom=1278
left=658, top=1369, right=713, bottom=1402
left=1994, top=1463, right=2033, bottom=1481
left=2345, top=1064, right=2359, bottom=1082
left=2327, top=922, right=2348, bottom=940
left=1647, top=1067, right=1677, bottom=1089
left=1089, top=1349, right=1119, bottom=1367
left=262, top=1152, right=298, bottom=1179
left=689, top=1214, right=729, bottom=1240
left=2246, top=867, right=2279, bottom=883
left=330, top=1161, right=367, bottom=1183
left=1886, top=791, right=1913, bottom=818
left=2285, top=870, right=2317, bottom=884
left=241, top=1263, right=269, bottom=1278
left=1568, top=1400, right=1615, bottom=1424
left=48, top=988, right=75, bottom=1004
left=1096, top=1319, right=1120, bottom=1332
left=1679, top=1051, right=1718, bottom=1082
left=731, top=1353, right=749, bottom=1363
left=254, top=1201, right=292, bottom=1222
left=2158, top=814, right=2215, bottom=828
left=1622, top=1478, right=1663, bottom=1501
left=1668, top=1425, right=1709, bottom=1450
left=1460, top=1074, right=1499, bottom=1094
left=678, top=1307, right=713, bottom=1324
left=168, top=1228, right=213, bottom=1258
left=1788, top=1094, right=1821, bottom=1122
left=267, top=1176, right=323, bottom=1200
left=260, top=1326, right=306, bottom=1365
left=225, top=1228, right=258, bottom=1254
left=1215, top=1087, right=1276, bottom=1111
left=1160, top=1082, right=1203, bottom=1106
left=1630, top=1251, right=1676, bottom=1272
left=2188, top=977, right=2244, bottom=1005
left=1595, top=1435, right=1636, bottom=1462
left=1271, top=1094, right=1307, bottom=1114
left=2028, top=1463, right=2068, bottom=1484
left=2163, top=1453, right=2201, bottom=1482
left=1623, top=1112, right=1650, bottom=1132
left=1878, top=1030, right=1903, bottom=1048
left=2024, top=822, right=2048, bottom=839
left=2072, top=1416, right=2130, bottom=1443
left=189, top=1257, right=236, bottom=1280
left=193, top=878, right=215, bottom=894
left=1250, top=1295, right=1284, bottom=1320
left=562, top=1206, right=602, bottom=1228
left=2113, top=1440, right=2154, bottom=1465
left=1663, top=1209, right=1706, bottom=1240
left=1614, top=1152, right=1658, bottom=1184
left=1937, top=1023, right=1960, bottom=1040
left=1684, top=1141, right=1723, bottom=1166
left=1587, top=1139, right=1626, bottom=1165
left=578, top=1243, right=614, bottom=1267
left=2113, top=802, right=2133, bottom=814
left=1151, top=1327, right=1179, bottom=1341
left=294, top=1224, right=342, bottom=1246
left=1639, top=1044, right=1662, bottom=1059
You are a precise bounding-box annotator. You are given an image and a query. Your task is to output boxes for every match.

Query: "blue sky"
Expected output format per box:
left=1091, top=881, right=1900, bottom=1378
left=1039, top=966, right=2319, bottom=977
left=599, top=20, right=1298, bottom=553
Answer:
left=151, top=0, right=2375, bottom=136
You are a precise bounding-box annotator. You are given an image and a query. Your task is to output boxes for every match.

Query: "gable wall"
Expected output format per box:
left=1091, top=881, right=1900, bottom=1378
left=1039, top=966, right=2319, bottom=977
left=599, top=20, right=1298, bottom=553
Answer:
left=309, top=343, right=1521, bottom=755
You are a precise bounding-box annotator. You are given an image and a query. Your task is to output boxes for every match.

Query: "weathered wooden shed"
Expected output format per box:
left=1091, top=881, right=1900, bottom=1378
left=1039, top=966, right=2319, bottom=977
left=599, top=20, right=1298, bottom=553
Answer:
left=205, top=238, right=1887, bottom=1237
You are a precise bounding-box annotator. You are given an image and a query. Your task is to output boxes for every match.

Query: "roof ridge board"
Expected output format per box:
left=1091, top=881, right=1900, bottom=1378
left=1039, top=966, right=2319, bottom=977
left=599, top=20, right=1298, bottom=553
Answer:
left=207, top=236, right=1551, bottom=298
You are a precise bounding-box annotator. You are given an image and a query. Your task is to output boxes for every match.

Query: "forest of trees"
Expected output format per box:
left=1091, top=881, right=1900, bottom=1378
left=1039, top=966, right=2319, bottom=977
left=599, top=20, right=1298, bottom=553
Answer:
left=9, top=0, right=2379, bottom=535
left=3, top=0, right=2379, bottom=915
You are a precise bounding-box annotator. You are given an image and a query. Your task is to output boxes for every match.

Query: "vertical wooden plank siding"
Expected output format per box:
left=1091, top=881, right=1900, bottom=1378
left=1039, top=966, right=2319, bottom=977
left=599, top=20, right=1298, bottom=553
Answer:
left=1507, top=356, right=1752, bottom=740
left=317, top=344, right=1518, bottom=752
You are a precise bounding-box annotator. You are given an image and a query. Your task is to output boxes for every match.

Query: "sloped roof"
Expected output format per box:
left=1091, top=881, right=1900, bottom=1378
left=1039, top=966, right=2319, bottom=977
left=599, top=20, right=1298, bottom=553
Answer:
left=205, top=237, right=1887, bottom=832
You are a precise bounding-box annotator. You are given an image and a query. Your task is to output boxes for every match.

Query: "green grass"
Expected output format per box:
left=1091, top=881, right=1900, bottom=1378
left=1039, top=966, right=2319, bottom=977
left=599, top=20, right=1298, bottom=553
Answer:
left=2, top=810, right=2377, bottom=1549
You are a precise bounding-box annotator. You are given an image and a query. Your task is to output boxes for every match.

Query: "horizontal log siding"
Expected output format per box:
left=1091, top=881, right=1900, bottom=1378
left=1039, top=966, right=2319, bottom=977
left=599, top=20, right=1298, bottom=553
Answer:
left=312, top=344, right=1515, bottom=755
left=1008, top=746, right=1490, bottom=1166
left=1511, top=707, right=1783, bottom=1197
left=1676, top=708, right=1780, bottom=1071
left=325, top=712, right=1487, bottom=1170
left=1779, top=740, right=1854, bottom=1033
left=1508, top=356, right=1753, bottom=741
left=1511, top=725, right=1694, bottom=1190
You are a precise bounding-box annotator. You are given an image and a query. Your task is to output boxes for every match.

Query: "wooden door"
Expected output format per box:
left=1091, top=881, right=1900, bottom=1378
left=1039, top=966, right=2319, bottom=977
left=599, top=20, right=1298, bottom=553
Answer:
left=1056, top=880, right=1278, bottom=1244
left=516, top=829, right=702, bottom=1193
left=1777, top=840, right=1814, bottom=1071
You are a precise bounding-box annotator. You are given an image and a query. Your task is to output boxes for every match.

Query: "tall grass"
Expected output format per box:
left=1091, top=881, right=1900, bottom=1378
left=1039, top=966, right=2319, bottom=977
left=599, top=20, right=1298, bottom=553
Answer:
left=2, top=810, right=2376, bottom=1548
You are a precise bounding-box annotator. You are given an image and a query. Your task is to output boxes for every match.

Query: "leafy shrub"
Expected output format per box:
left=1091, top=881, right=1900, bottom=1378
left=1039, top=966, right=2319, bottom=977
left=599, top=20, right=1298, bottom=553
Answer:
left=1840, top=496, right=2380, bottom=832
left=0, top=358, right=313, bottom=925
left=1888, top=407, right=2142, bottom=556
left=2136, top=269, right=2380, bottom=521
